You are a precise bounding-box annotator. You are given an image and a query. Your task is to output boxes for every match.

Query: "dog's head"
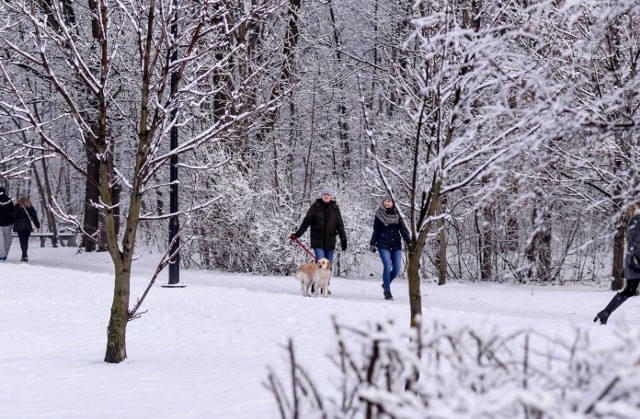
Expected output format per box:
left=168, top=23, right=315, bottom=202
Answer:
left=317, top=258, right=332, bottom=271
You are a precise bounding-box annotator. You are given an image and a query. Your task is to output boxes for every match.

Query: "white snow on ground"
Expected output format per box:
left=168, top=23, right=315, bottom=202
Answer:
left=0, top=246, right=627, bottom=418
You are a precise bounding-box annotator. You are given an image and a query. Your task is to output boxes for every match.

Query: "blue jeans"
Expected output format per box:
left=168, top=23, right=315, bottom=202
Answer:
left=313, top=248, right=334, bottom=263
left=379, top=248, right=402, bottom=290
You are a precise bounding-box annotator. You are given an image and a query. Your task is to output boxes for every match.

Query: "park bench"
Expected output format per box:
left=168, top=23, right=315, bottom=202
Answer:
left=12, top=232, right=78, bottom=247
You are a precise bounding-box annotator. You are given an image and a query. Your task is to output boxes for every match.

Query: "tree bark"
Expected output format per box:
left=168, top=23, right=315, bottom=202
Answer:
left=480, top=198, right=494, bottom=281
left=612, top=216, right=625, bottom=290
left=407, top=246, right=423, bottom=328
left=105, top=261, right=130, bottom=363
left=434, top=196, right=446, bottom=285
left=81, top=0, right=104, bottom=252
left=80, top=145, right=100, bottom=251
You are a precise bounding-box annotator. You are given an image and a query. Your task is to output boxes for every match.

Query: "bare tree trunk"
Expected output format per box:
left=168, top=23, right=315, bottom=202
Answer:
left=30, top=102, right=60, bottom=245
left=80, top=136, right=101, bottom=250
left=81, top=0, right=103, bottom=252
left=105, top=261, right=130, bottom=362
left=538, top=218, right=552, bottom=282
left=525, top=194, right=552, bottom=282
left=39, top=154, right=59, bottom=244
left=612, top=215, right=625, bottom=290
left=437, top=224, right=446, bottom=285
left=611, top=186, right=625, bottom=290
left=327, top=0, right=351, bottom=175
left=434, top=196, right=446, bottom=285
left=104, top=153, right=134, bottom=364
left=407, top=246, right=423, bottom=328
left=302, top=79, right=317, bottom=200
left=480, top=194, right=494, bottom=281
left=31, top=161, right=59, bottom=246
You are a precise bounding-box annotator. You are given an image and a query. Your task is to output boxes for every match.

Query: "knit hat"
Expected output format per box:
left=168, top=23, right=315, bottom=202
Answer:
left=383, top=193, right=393, bottom=201
left=320, top=187, right=334, bottom=197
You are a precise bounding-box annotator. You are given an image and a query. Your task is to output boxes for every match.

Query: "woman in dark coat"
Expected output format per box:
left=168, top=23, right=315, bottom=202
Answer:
left=594, top=203, right=640, bottom=324
left=291, top=187, right=347, bottom=263
left=370, top=195, right=410, bottom=300
left=13, top=196, right=40, bottom=262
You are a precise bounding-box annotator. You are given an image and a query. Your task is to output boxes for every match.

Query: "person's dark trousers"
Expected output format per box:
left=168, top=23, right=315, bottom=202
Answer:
left=594, top=278, right=640, bottom=325
left=17, top=231, right=31, bottom=260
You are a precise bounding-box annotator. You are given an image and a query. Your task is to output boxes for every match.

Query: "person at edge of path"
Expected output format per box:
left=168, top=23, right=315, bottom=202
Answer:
left=0, top=186, right=15, bottom=261
left=369, top=194, right=410, bottom=301
left=13, top=195, right=40, bottom=262
left=594, top=202, right=640, bottom=325
left=290, top=187, right=347, bottom=294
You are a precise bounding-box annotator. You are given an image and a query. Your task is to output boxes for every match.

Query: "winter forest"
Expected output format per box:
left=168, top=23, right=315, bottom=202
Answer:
left=1, top=0, right=640, bottom=415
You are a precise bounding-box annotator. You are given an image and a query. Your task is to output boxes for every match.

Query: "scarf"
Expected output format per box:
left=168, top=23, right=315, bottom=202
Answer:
left=375, top=205, right=399, bottom=225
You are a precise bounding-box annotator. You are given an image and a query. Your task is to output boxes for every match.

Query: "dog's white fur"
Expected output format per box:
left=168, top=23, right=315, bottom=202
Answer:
left=296, top=258, right=332, bottom=297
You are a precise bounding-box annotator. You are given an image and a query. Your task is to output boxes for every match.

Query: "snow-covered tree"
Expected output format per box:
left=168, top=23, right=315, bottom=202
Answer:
left=0, top=0, right=283, bottom=363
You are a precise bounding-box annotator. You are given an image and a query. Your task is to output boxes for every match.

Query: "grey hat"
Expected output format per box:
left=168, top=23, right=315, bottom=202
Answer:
left=320, top=187, right=334, bottom=197
left=383, top=193, right=393, bottom=201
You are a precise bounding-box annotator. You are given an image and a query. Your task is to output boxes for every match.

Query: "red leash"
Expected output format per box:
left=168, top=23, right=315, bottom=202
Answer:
left=290, top=235, right=317, bottom=261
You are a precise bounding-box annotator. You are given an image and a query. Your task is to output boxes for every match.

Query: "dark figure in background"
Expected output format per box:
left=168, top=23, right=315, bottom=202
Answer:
left=369, top=195, right=411, bottom=300
left=13, top=196, right=40, bottom=262
left=594, top=204, right=640, bottom=325
left=0, top=186, right=14, bottom=261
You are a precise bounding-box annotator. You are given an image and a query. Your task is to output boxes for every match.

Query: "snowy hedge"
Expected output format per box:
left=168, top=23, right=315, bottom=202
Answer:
left=267, top=319, right=640, bottom=418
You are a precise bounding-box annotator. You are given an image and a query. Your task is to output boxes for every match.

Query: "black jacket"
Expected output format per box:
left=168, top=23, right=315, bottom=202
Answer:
left=295, top=199, right=347, bottom=250
left=13, top=204, right=40, bottom=233
left=625, top=214, right=640, bottom=280
left=0, top=192, right=14, bottom=227
left=370, top=211, right=410, bottom=251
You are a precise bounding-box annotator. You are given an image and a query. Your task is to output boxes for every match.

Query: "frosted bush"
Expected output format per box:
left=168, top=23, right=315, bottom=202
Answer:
left=267, top=319, right=640, bottom=418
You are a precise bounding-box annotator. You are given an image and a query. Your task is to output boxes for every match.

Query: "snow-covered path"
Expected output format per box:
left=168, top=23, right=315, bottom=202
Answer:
left=0, top=247, right=624, bottom=418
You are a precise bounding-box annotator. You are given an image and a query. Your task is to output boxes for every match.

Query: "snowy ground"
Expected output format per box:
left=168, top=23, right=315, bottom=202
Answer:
left=0, top=245, right=627, bottom=418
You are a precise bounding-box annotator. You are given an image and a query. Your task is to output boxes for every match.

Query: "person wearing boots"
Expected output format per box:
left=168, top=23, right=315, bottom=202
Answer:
left=0, top=186, right=15, bottom=261
left=594, top=203, right=640, bottom=325
left=290, top=187, right=347, bottom=293
left=13, top=195, right=40, bottom=262
left=369, top=194, right=411, bottom=300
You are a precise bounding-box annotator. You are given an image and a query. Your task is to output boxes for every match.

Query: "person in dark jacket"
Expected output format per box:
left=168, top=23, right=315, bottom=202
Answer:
left=0, top=186, right=15, bottom=261
left=13, top=195, right=40, bottom=262
left=594, top=203, right=640, bottom=324
left=370, top=195, right=411, bottom=300
left=291, top=187, right=347, bottom=263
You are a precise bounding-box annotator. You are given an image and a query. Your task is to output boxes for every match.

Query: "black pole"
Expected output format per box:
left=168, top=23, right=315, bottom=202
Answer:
left=168, top=1, right=180, bottom=285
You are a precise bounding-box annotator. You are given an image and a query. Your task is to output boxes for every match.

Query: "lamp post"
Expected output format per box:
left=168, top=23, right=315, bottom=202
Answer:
left=167, top=0, right=181, bottom=286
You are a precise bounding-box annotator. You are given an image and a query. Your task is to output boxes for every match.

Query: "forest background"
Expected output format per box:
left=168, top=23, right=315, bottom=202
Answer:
left=1, top=0, right=639, bottom=301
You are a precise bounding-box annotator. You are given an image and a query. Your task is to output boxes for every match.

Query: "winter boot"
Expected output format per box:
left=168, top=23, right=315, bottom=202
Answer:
left=594, top=293, right=627, bottom=325
left=384, top=289, right=394, bottom=300
left=20, top=255, right=28, bottom=262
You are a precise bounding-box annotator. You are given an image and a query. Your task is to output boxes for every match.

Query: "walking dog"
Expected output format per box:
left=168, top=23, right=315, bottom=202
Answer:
left=296, top=258, right=332, bottom=297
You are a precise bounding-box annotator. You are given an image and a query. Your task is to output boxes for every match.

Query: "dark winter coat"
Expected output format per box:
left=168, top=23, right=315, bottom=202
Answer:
left=13, top=204, right=40, bottom=233
left=625, top=214, right=640, bottom=280
left=0, top=189, right=14, bottom=227
left=370, top=209, right=410, bottom=252
left=295, top=199, right=347, bottom=250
